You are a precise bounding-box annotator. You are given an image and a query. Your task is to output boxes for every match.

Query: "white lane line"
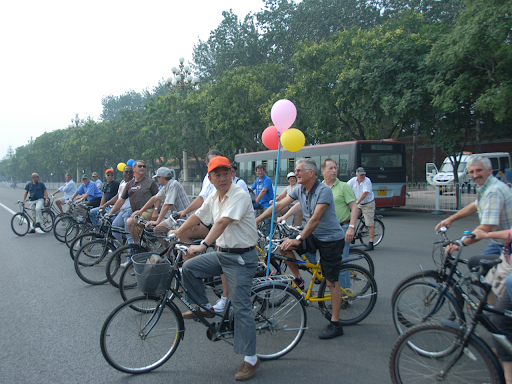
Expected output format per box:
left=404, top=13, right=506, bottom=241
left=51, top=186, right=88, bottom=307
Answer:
left=0, top=202, right=45, bottom=233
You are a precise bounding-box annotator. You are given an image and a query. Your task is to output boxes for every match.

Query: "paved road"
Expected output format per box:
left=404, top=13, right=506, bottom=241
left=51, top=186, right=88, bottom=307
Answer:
left=0, top=186, right=488, bottom=384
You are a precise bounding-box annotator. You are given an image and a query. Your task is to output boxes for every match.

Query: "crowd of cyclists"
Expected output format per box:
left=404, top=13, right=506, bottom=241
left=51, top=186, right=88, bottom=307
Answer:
left=16, top=150, right=512, bottom=382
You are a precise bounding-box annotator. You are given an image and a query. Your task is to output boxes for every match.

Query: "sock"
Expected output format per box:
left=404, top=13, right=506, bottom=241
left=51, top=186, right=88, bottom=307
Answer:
left=203, top=303, right=212, bottom=309
left=244, top=355, right=258, bottom=365
left=220, top=296, right=227, bottom=301
left=331, top=320, right=340, bottom=326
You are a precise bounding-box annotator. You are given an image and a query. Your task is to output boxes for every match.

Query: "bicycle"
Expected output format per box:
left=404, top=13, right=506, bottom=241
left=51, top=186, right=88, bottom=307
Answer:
left=53, top=201, right=80, bottom=242
left=391, top=228, right=479, bottom=336
left=389, top=260, right=509, bottom=384
left=11, top=199, right=55, bottom=236
left=351, top=212, right=385, bottom=248
left=100, top=239, right=307, bottom=374
left=268, top=239, right=378, bottom=325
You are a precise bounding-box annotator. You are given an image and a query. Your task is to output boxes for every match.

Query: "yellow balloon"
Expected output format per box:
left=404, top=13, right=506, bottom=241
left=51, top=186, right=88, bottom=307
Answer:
left=281, top=128, right=305, bottom=152
left=117, top=162, right=126, bottom=172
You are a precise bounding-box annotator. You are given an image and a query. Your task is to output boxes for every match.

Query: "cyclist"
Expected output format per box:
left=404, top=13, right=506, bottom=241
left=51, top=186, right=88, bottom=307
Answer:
left=68, top=174, right=103, bottom=218
left=51, top=173, right=76, bottom=213
left=176, top=156, right=260, bottom=380
left=321, top=158, right=358, bottom=287
left=135, top=167, right=190, bottom=249
left=473, top=226, right=512, bottom=383
left=90, top=169, right=119, bottom=226
left=256, top=158, right=345, bottom=340
left=22, top=173, right=49, bottom=233
left=91, top=172, right=103, bottom=189
left=347, top=167, right=375, bottom=251
left=251, top=164, right=273, bottom=215
left=436, top=155, right=512, bottom=269
left=271, top=171, right=303, bottom=227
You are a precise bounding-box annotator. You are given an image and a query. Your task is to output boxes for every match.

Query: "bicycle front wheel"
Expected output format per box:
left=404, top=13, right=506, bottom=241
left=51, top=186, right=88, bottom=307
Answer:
left=106, top=244, right=147, bottom=289
left=390, top=322, right=505, bottom=384
left=11, top=213, right=30, bottom=236
left=53, top=216, right=74, bottom=242
left=392, top=281, right=465, bottom=336
left=40, top=210, right=54, bottom=232
left=65, top=223, right=93, bottom=248
left=69, top=232, right=97, bottom=261
left=100, top=295, right=183, bottom=374
left=252, top=283, right=307, bottom=360
left=74, top=240, right=114, bottom=285
left=347, top=248, right=375, bottom=276
left=318, top=264, right=377, bottom=325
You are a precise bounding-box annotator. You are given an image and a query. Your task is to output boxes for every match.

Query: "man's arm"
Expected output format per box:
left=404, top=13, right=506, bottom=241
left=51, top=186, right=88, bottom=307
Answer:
left=345, top=200, right=359, bottom=242
left=146, top=203, right=172, bottom=227
left=185, top=217, right=235, bottom=259
left=100, top=195, right=118, bottom=210
left=255, top=188, right=268, bottom=204
left=132, top=195, right=159, bottom=217
left=280, top=203, right=329, bottom=251
left=356, top=191, right=368, bottom=204
left=435, top=202, right=477, bottom=231
left=22, top=190, right=28, bottom=202
left=108, top=197, right=126, bottom=215
left=43, top=188, right=49, bottom=206
left=281, top=202, right=301, bottom=222
left=256, top=196, right=294, bottom=224
left=179, top=196, right=204, bottom=218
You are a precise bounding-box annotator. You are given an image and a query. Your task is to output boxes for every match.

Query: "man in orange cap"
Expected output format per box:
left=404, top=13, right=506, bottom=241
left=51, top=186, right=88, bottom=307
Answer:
left=176, top=156, right=261, bottom=380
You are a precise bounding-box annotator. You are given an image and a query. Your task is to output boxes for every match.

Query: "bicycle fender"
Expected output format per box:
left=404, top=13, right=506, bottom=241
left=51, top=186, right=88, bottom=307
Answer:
left=440, top=319, right=467, bottom=333
left=342, top=256, right=362, bottom=264
left=166, top=300, right=186, bottom=341
left=424, top=280, right=461, bottom=311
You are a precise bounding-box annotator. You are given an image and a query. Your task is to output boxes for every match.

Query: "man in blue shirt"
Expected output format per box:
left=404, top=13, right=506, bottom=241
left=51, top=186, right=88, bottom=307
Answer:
left=69, top=174, right=103, bottom=210
left=251, top=164, right=274, bottom=213
left=22, top=173, right=49, bottom=233
left=51, top=173, right=76, bottom=213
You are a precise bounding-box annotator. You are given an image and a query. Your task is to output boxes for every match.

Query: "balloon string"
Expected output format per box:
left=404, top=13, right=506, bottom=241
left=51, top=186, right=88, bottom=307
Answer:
left=266, top=133, right=281, bottom=276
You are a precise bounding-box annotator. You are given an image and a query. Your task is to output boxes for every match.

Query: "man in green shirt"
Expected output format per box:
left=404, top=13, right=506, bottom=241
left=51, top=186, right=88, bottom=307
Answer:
left=321, top=158, right=359, bottom=288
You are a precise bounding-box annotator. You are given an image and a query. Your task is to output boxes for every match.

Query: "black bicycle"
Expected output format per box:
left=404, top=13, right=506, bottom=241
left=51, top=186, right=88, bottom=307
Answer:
left=389, top=260, right=509, bottom=383
left=352, top=213, right=384, bottom=247
left=11, top=200, right=55, bottom=236
left=100, top=237, right=307, bottom=374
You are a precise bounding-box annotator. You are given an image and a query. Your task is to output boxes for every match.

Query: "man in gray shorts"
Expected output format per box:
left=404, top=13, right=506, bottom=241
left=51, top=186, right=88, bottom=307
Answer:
left=256, top=158, right=345, bottom=340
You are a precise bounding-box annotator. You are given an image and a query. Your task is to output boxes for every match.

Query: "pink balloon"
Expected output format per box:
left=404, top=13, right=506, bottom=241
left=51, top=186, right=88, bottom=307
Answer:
left=271, top=99, right=297, bottom=134
left=262, top=126, right=279, bottom=150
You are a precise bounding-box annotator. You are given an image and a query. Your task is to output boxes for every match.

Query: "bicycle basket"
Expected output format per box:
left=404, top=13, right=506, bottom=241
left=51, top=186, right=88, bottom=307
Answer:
left=132, top=253, right=171, bottom=294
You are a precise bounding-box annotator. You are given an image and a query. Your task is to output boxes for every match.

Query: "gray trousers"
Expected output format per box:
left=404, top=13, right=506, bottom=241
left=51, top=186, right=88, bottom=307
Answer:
left=182, top=249, right=258, bottom=356
left=28, top=198, right=44, bottom=224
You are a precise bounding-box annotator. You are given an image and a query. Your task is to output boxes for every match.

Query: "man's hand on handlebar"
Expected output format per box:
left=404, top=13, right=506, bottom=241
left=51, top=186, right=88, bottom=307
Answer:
left=185, top=244, right=203, bottom=260
left=145, top=220, right=158, bottom=228
left=435, top=218, right=453, bottom=232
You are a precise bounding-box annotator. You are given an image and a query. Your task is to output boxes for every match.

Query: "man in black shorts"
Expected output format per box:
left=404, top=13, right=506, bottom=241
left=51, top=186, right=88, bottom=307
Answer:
left=256, top=158, right=345, bottom=339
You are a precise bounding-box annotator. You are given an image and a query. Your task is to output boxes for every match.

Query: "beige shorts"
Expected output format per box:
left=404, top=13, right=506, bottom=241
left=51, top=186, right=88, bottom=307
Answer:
left=140, top=209, right=154, bottom=221
left=56, top=197, right=67, bottom=205
left=358, top=200, right=375, bottom=227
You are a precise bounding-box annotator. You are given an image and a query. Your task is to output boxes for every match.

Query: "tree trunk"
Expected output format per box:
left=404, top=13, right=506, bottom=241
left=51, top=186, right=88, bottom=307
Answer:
left=412, top=119, right=419, bottom=183
left=475, top=117, right=482, bottom=153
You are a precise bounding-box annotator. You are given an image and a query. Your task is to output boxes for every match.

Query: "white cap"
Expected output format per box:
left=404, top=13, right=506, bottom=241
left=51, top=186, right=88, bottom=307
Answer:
left=287, top=172, right=296, bottom=179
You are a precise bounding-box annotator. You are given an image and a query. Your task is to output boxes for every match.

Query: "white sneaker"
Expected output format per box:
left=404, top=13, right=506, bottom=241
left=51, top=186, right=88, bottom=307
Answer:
left=120, top=257, right=131, bottom=268
left=213, top=297, right=227, bottom=312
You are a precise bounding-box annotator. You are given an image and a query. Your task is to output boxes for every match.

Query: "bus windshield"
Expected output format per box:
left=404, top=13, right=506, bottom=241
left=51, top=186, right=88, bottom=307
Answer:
left=360, top=152, right=403, bottom=169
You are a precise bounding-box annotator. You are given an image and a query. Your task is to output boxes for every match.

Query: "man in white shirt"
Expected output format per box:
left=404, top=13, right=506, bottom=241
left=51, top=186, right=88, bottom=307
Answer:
left=177, top=156, right=260, bottom=380
left=347, top=167, right=375, bottom=251
left=51, top=173, right=76, bottom=213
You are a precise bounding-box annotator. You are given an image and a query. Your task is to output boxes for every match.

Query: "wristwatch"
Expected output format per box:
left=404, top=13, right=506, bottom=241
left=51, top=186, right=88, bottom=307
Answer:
left=295, top=235, right=302, bottom=241
left=348, top=224, right=355, bottom=229
left=200, top=239, right=211, bottom=248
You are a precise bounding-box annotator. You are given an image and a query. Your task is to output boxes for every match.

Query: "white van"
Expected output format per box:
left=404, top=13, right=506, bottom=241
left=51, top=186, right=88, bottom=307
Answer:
left=426, top=152, right=511, bottom=192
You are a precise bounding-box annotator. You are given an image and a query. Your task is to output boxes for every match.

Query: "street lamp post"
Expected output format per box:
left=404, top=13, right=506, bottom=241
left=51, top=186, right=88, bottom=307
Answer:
left=166, top=57, right=199, bottom=182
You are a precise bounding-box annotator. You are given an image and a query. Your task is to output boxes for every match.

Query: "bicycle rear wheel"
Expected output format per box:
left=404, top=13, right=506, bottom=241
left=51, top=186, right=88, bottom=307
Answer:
left=119, top=261, right=139, bottom=301
left=347, top=248, right=375, bottom=276
left=252, top=283, right=307, bottom=360
left=74, top=240, right=114, bottom=285
left=53, top=216, right=74, bottom=242
left=65, top=223, right=93, bottom=248
left=106, top=244, right=147, bottom=289
left=390, top=322, right=505, bottom=384
left=100, top=295, right=183, bottom=374
left=69, top=232, right=97, bottom=261
left=318, top=264, right=377, bottom=325
left=358, top=218, right=385, bottom=247
left=11, top=213, right=30, bottom=236
left=391, top=281, right=464, bottom=335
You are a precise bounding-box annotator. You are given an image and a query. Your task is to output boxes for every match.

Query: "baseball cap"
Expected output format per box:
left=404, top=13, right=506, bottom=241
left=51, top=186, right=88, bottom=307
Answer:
left=152, top=167, right=173, bottom=179
left=287, top=172, right=296, bottom=179
left=356, top=167, right=366, bottom=175
left=105, top=169, right=114, bottom=175
left=82, top=174, right=89, bottom=179
left=207, top=156, right=232, bottom=173
left=230, top=162, right=238, bottom=170
left=91, top=172, right=99, bottom=177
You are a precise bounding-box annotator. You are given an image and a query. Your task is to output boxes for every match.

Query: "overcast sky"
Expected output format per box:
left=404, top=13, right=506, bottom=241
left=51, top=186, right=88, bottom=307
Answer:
left=0, top=0, right=267, bottom=158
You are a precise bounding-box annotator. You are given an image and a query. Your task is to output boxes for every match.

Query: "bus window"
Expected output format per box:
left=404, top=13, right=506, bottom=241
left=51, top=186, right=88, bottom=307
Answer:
left=339, top=154, right=349, bottom=180
left=239, top=162, right=246, bottom=180
left=361, top=152, right=402, bottom=168
left=490, top=158, right=499, bottom=170
left=249, top=161, right=256, bottom=180
left=499, top=157, right=510, bottom=169
left=267, top=159, right=274, bottom=177
left=311, top=156, right=321, bottom=177
left=288, top=158, right=295, bottom=174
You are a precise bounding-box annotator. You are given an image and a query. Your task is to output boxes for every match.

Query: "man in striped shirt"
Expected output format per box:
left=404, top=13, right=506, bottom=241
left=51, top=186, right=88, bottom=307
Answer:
left=347, top=167, right=376, bottom=251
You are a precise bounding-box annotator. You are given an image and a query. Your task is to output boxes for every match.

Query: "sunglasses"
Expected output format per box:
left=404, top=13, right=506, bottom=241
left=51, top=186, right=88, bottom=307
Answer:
left=137, top=164, right=146, bottom=168
left=106, top=173, right=114, bottom=176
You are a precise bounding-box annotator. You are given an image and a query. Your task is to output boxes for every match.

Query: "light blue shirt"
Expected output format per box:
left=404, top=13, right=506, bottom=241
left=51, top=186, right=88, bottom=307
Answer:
left=76, top=180, right=103, bottom=201
left=58, top=180, right=76, bottom=201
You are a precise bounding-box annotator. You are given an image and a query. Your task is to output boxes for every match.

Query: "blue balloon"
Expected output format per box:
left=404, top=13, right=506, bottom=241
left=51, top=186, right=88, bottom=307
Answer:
left=126, top=159, right=135, bottom=166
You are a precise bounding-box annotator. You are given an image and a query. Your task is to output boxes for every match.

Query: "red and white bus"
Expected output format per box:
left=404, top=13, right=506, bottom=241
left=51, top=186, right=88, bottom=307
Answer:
left=234, top=139, right=406, bottom=208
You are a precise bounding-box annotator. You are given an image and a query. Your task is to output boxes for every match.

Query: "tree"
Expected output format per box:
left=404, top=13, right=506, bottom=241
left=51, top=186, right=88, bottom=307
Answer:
left=380, top=0, right=464, bottom=25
